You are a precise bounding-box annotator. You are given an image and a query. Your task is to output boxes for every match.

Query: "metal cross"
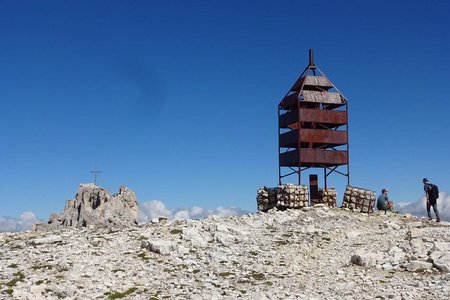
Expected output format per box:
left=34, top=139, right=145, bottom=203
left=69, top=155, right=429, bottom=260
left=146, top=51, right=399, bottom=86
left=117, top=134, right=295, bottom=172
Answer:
left=90, top=169, right=102, bottom=185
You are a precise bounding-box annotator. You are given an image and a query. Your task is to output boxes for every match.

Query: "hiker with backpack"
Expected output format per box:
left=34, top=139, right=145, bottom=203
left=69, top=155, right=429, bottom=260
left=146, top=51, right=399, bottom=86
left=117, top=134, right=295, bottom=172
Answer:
left=423, top=178, right=440, bottom=222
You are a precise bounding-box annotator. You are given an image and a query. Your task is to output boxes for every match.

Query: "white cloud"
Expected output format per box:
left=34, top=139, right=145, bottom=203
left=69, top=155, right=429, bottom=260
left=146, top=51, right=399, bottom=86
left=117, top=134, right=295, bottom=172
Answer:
left=173, top=210, right=191, bottom=220
left=139, top=200, right=172, bottom=222
left=398, top=192, right=450, bottom=221
left=212, top=206, right=246, bottom=218
left=139, top=200, right=247, bottom=222
left=0, top=211, right=39, bottom=232
left=190, top=206, right=205, bottom=217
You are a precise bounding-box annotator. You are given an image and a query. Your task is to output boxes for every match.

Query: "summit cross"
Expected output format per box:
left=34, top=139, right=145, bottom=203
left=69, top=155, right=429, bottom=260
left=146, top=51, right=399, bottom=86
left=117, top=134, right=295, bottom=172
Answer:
left=90, top=169, right=102, bottom=185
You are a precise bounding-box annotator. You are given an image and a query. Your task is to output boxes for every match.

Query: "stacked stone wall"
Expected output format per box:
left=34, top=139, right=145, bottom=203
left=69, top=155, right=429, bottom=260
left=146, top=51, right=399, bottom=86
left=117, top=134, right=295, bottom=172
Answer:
left=277, top=184, right=309, bottom=209
left=341, top=185, right=375, bottom=213
left=319, top=188, right=337, bottom=207
left=257, top=184, right=309, bottom=211
left=256, top=186, right=278, bottom=212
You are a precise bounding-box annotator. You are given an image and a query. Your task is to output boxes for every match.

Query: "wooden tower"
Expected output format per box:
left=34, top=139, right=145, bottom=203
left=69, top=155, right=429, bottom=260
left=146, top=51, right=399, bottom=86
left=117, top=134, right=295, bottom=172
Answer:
left=278, top=50, right=349, bottom=188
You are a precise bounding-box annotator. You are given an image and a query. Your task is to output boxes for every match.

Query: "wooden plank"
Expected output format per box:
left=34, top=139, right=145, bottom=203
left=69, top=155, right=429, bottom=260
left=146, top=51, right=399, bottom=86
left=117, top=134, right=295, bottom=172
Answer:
left=291, top=76, right=333, bottom=91
left=299, top=108, right=347, bottom=124
left=279, top=93, right=299, bottom=109
left=280, top=108, right=347, bottom=128
left=279, top=130, right=298, bottom=148
left=300, top=129, right=347, bottom=144
left=279, top=110, right=298, bottom=128
left=303, top=90, right=343, bottom=104
left=280, top=149, right=348, bottom=167
left=279, top=150, right=299, bottom=166
left=280, top=129, right=347, bottom=148
left=300, top=149, right=348, bottom=165
left=303, top=76, right=333, bottom=88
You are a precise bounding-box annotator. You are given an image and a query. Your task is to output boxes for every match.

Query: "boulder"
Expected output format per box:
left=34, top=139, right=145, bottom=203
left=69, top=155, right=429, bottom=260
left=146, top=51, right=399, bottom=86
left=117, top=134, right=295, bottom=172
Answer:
left=350, top=250, right=384, bottom=267
left=405, top=261, right=433, bottom=272
left=182, top=228, right=210, bottom=247
left=32, top=235, right=63, bottom=245
left=141, top=240, right=177, bottom=255
left=430, top=250, right=450, bottom=272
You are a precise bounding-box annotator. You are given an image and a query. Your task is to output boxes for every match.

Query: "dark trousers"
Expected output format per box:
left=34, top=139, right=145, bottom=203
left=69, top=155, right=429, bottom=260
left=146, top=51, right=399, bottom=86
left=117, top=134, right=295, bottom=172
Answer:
left=427, top=202, right=440, bottom=221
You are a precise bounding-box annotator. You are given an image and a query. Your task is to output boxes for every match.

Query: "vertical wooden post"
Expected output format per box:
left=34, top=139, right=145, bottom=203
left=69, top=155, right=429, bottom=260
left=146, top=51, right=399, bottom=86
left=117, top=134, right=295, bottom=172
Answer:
left=309, top=174, right=319, bottom=206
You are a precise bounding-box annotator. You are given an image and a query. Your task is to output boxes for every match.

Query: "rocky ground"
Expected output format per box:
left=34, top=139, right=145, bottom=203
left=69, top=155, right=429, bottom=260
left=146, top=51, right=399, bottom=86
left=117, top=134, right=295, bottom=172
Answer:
left=1, top=206, right=450, bottom=299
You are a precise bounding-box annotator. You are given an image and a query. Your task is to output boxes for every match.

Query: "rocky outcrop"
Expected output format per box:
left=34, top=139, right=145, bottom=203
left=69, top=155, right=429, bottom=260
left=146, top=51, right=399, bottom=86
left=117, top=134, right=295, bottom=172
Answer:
left=34, top=184, right=139, bottom=230
left=104, top=186, right=139, bottom=226
left=2, top=207, right=450, bottom=299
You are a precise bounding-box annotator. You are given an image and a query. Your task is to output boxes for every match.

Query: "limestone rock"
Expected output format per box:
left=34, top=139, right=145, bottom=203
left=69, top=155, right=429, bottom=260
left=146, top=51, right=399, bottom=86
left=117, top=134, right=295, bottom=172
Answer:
left=32, top=235, right=63, bottom=245
left=141, top=240, right=177, bottom=255
left=430, top=250, right=450, bottom=272
left=351, top=250, right=384, bottom=267
left=3, top=205, right=450, bottom=299
left=405, top=261, right=433, bottom=272
left=34, top=184, right=139, bottom=230
left=103, top=186, right=139, bottom=227
left=182, top=228, right=210, bottom=247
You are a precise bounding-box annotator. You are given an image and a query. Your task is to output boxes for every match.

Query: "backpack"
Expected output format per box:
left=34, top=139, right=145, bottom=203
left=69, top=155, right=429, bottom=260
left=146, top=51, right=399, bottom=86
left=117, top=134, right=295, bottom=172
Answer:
left=428, top=183, right=439, bottom=201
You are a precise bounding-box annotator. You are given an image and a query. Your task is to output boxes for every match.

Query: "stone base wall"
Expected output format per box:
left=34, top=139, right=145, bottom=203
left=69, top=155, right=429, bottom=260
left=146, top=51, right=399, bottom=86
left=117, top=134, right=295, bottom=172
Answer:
left=257, top=184, right=309, bottom=212
left=341, top=186, right=375, bottom=213
left=319, top=188, right=337, bottom=207
left=277, top=184, right=309, bottom=209
left=256, top=186, right=278, bottom=212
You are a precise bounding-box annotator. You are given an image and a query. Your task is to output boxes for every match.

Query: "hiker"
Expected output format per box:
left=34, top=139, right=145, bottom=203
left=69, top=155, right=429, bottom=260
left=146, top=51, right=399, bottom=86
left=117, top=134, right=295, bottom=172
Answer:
left=376, top=188, right=393, bottom=214
left=423, top=178, right=440, bottom=222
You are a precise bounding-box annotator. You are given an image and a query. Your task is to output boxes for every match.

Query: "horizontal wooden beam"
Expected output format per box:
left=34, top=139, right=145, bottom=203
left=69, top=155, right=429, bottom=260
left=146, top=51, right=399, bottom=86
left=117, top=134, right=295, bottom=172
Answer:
left=280, top=129, right=347, bottom=148
left=279, top=108, right=347, bottom=128
left=280, top=149, right=348, bottom=167
left=300, top=108, right=347, bottom=124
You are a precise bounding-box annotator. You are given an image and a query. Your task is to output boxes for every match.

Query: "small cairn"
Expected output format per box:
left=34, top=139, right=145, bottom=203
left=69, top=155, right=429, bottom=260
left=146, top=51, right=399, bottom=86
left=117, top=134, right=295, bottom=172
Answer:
left=319, top=187, right=337, bottom=207
left=257, top=184, right=309, bottom=211
left=341, top=185, right=375, bottom=213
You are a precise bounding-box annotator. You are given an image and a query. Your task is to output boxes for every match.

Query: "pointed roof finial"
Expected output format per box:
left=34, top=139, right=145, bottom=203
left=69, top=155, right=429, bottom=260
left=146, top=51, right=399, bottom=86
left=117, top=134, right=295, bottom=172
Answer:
left=309, top=49, right=316, bottom=68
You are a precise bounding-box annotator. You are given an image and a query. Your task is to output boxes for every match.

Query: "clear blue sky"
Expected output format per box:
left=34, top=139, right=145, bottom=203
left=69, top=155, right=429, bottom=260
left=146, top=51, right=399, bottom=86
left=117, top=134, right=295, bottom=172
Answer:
left=1, top=0, right=449, bottom=220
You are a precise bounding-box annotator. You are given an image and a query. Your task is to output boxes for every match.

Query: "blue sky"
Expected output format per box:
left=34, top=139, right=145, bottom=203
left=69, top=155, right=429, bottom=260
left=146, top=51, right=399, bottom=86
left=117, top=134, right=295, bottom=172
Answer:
left=1, top=0, right=449, bottom=225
